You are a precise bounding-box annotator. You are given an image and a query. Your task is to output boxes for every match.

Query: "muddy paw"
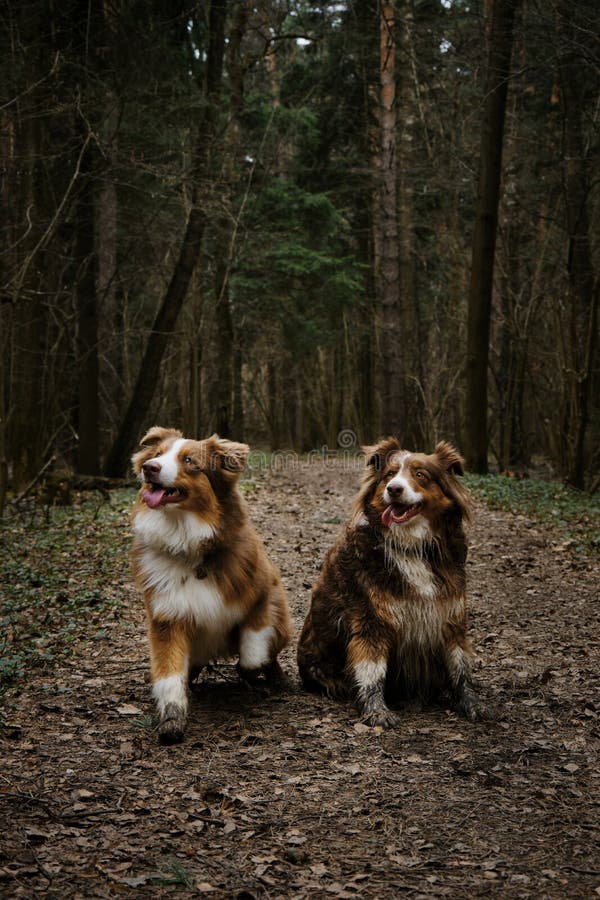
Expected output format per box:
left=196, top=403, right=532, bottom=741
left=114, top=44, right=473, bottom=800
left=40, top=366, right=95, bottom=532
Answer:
left=157, top=703, right=186, bottom=744
left=455, top=694, right=490, bottom=722
left=361, top=707, right=400, bottom=729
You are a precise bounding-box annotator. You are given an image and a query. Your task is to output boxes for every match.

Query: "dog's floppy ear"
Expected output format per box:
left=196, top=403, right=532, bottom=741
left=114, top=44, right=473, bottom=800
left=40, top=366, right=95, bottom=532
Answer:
left=362, top=437, right=402, bottom=472
left=434, top=441, right=465, bottom=475
left=139, top=426, right=183, bottom=449
left=209, top=435, right=250, bottom=473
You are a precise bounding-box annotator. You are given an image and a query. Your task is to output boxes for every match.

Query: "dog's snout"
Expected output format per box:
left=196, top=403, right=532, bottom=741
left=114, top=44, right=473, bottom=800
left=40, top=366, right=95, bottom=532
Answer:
left=143, top=460, right=162, bottom=478
left=387, top=482, right=404, bottom=498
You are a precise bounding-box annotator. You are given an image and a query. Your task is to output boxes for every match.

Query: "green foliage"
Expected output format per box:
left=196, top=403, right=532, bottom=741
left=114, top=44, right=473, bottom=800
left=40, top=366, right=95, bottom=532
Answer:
left=131, top=714, right=156, bottom=730
left=233, top=176, right=364, bottom=354
left=0, top=641, right=25, bottom=684
left=466, top=474, right=600, bottom=557
left=3, top=0, right=597, bottom=476
left=150, top=859, right=193, bottom=887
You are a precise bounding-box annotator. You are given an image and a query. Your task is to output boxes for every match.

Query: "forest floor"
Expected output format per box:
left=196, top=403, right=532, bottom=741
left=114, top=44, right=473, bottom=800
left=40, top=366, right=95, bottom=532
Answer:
left=1, top=458, right=599, bottom=899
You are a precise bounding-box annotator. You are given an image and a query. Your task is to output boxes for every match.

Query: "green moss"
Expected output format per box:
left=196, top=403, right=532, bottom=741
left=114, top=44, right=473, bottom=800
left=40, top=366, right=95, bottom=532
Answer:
left=0, top=489, right=135, bottom=691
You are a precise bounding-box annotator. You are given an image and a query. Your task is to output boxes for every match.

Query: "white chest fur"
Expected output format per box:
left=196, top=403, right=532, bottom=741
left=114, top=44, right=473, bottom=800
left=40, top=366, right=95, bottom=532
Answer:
left=132, top=507, right=216, bottom=558
left=383, top=529, right=437, bottom=600
left=394, top=556, right=437, bottom=599
left=136, top=547, right=242, bottom=631
left=381, top=529, right=463, bottom=650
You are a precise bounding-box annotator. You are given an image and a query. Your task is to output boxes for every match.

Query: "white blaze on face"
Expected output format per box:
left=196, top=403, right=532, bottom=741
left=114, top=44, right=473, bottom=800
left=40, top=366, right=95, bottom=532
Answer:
left=146, top=438, right=187, bottom=486
left=383, top=452, right=423, bottom=506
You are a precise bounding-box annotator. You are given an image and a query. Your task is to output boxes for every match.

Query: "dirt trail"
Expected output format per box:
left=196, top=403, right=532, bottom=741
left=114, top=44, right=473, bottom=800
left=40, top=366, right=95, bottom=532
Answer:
left=1, top=459, right=599, bottom=898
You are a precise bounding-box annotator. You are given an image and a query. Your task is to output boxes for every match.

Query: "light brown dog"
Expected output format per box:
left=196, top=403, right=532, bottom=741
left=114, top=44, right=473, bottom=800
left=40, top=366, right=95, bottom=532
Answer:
left=131, top=427, right=292, bottom=743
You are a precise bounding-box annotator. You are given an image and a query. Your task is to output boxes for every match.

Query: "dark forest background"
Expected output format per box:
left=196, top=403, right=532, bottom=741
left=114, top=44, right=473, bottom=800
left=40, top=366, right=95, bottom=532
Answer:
left=1, top=0, right=598, bottom=501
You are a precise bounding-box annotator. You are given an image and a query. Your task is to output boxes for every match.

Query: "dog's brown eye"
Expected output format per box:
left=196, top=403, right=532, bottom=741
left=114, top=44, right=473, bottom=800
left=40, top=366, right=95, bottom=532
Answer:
left=384, top=469, right=395, bottom=479
left=415, top=470, right=427, bottom=480
left=183, top=456, right=192, bottom=465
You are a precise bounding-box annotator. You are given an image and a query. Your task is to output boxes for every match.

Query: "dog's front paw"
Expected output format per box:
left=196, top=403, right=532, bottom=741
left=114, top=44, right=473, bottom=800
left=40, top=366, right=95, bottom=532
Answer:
left=455, top=689, right=490, bottom=722
left=157, top=703, right=186, bottom=744
left=360, top=707, right=400, bottom=729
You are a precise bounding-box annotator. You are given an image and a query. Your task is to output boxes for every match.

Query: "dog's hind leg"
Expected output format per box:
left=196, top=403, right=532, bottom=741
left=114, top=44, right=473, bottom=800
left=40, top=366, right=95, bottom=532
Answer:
left=238, top=623, right=277, bottom=679
left=148, top=619, right=190, bottom=744
left=297, top=656, right=348, bottom=699
left=238, top=584, right=291, bottom=687
left=237, top=624, right=292, bottom=690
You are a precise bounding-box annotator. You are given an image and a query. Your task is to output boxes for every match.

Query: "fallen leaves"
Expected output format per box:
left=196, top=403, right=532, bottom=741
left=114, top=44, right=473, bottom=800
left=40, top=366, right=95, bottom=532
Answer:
left=116, top=703, right=143, bottom=716
left=1, top=466, right=599, bottom=898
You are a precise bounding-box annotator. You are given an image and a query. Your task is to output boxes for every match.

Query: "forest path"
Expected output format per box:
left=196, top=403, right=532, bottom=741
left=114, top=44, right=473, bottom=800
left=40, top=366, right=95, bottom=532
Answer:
left=1, top=459, right=599, bottom=898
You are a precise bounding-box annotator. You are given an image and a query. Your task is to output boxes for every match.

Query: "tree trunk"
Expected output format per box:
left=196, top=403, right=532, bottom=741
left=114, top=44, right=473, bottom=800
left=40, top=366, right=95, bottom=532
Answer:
left=378, top=1, right=403, bottom=435
left=5, top=2, right=55, bottom=487
left=76, top=137, right=101, bottom=474
left=210, top=0, right=249, bottom=442
left=355, top=0, right=379, bottom=442
left=465, top=0, right=519, bottom=473
left=492, top=26, right=530, bottom=473
left=96, top=99, right=121, bottom=435
left=183, top=277, right=204, bottom=438
left=396, top=0, right=419, bottom=446
left=104, top=203, right=208, bottom=476
left=0, top=282, right=8, bottom=515
left=104, top=0, right=226, bottom=477
left=214, top=243, right=234, bottom=437
left=267, top=360, right=281, bottom=450
left=232, top=337, right=244, bottom=441
left=8, top=103, right=47, bottom=486
left=557, top=3, right=598, bottom=488
left=497, top=285, right=529, bottom=471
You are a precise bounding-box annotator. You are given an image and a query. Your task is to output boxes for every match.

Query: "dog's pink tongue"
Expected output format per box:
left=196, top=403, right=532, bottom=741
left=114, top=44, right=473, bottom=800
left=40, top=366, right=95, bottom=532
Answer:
left=382, top=505, right=396, bottom=528
left=143, top=488, right=166, bottom=509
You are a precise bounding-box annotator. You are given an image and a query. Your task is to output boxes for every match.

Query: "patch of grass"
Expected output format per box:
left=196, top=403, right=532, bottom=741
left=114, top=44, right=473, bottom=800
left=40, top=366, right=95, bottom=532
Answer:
left=465, top=473, right=600, bottom=557
left=0, top=489, right=136, bottom=692
left=132, top=714, right=156, bottom=730
left=0, top=641, right=25, bottom=683
left=149, top=859, right=193, bottom=887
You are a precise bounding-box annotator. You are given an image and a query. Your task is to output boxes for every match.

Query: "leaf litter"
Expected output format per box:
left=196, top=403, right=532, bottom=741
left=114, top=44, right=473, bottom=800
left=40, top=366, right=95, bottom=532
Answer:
left=1, top=460, right=599, bottom=897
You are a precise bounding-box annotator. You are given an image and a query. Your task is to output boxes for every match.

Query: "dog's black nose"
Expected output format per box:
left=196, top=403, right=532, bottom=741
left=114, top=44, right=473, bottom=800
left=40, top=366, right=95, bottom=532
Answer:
left=387, top=483, right=404, bottom=498
left=143, top=461, right=162, bottom=478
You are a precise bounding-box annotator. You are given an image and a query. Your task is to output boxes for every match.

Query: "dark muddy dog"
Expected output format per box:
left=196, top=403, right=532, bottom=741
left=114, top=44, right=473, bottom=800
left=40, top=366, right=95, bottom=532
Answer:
left=297, top=438, right=486, bottom=727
